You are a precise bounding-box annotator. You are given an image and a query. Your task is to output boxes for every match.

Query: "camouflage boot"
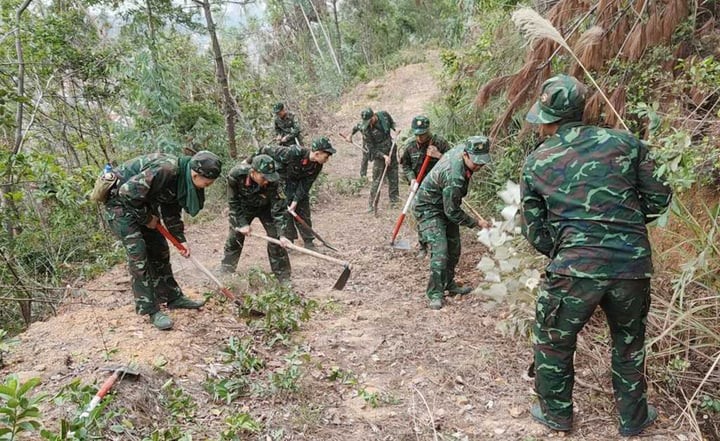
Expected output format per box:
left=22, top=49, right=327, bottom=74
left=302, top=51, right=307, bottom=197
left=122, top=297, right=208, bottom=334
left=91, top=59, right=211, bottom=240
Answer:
left=150, top=311, right=173, bottom=330
left=446, top=281, right=472, bottom=296
left=167, top=296, right=205, bottom=309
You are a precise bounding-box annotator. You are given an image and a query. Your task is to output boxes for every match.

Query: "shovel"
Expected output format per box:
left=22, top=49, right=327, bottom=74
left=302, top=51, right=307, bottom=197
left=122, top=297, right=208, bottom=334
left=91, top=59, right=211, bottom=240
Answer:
left=79, top=365, right=140, bottom=419
left=390, top=153, right=433, bottom=249
left=287, top=208, right=338, bottom=252
left=248, top=231, right=351, bottom=290
left=157, top=223, right=241, bottom=305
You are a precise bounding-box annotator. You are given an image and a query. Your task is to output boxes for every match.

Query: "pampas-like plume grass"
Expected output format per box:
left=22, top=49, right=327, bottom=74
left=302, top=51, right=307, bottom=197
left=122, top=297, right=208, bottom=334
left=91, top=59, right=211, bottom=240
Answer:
left=571, top=25, right=604, bottom=78
left=475, top=75, right=512, bottom=108
left=511, top=7, right=629, bottom=130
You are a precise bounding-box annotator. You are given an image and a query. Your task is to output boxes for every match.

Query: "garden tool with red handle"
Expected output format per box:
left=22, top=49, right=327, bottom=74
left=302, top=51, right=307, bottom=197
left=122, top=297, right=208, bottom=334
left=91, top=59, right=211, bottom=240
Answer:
left=157, top=223, right=241, bottom=305
left=79, top=365, right=140, bottom=419
left=390, top=153, right=432, bottom=249
left=287, top=208, right=338, bottom=252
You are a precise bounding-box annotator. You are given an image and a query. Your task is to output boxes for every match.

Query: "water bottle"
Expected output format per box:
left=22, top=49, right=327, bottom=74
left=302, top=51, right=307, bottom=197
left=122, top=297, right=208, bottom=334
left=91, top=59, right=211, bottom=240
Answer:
left=102, top=163, right=114, bottom=181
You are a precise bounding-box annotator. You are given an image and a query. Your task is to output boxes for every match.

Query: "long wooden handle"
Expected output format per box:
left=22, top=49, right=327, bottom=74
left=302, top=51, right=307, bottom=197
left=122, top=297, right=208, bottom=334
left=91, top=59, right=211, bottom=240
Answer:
left=249, top=231, right=348, bottom=267
left=157, top=223, right=238, bottom=302
left=462, top=200, right=487, bottom=223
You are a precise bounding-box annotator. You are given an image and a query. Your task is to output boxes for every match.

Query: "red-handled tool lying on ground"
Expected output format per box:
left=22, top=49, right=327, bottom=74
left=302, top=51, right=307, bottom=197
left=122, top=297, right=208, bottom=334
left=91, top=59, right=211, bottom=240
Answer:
left=79, top=365, right=140, bottom=419
left=287, top=208, right=338, bottom=252
left=390, top=153, right=433, bottom=250
left=372, top=136, right=398, bottom=216
left=157, top=223, right=241, bottom=305
left=249, top=231, right=351, bottom=290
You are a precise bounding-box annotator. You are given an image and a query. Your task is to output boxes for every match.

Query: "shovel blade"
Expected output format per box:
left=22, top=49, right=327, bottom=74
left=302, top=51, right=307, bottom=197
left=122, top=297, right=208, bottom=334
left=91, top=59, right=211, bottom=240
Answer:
left=332, top=265, right=351, bottom=290
left=391, top=239, right=412, bottom=250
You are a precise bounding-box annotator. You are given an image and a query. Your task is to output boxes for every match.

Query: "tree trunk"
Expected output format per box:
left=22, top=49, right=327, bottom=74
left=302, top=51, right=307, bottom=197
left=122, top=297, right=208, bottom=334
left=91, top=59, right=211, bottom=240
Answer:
left=297, top=0, right=325, bottom=62
left=331, top=0, right=342, bottom=68
left=14, top=0, right=34, bottom=154
left=198, top=0, right=238, bottom=158
left=308, top=0, right=342, bottom=75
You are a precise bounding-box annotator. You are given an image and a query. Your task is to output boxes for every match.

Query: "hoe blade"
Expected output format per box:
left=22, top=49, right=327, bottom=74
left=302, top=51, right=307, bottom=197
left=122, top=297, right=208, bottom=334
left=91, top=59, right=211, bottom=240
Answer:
left=332, top=264, right=351, bottom=290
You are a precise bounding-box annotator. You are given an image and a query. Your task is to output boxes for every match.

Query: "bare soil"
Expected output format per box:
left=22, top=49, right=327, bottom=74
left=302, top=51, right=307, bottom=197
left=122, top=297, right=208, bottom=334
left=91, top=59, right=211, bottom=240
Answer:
left=2, top=55, right=690, bottom=440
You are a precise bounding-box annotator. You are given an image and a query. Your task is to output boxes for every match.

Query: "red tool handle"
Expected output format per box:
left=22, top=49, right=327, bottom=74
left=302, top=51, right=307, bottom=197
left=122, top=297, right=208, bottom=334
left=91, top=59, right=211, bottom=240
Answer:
left=157, top=223, right=185, bottom=252
left=96, top=370, right=120, bottom=398
left=415, top=153, right=432, bottom=185
left=390, top=154, right=432, bottom=244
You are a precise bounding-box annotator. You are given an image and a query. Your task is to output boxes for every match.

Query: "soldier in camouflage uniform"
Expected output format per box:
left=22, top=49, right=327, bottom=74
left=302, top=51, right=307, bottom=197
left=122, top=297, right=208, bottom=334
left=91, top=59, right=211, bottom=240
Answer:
left=413, top=137, right=491, bottom=310
left=520, top=74, right=672, bottom=436
left=400, top=115, right=452, bottom=258
left=221, top=154, right=292, bottom=281
left=350, top=108, right=399, bottom=211
left=104, top=151, right=222, bottom=330
left=273, top=102, right=303, bottom=146
left=257, top=137, right=336, bottom=250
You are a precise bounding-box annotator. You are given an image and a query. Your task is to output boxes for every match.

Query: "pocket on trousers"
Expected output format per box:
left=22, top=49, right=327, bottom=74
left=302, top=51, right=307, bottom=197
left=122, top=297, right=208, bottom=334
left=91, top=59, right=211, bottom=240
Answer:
left=537, top=292, right=562, bottom=328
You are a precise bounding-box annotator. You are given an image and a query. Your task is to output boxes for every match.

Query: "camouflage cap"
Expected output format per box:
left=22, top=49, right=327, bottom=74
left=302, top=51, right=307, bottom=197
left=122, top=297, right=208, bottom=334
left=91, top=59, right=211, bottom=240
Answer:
left=464, top=135, right=491, bottom=165
left=251, top=154, right=280, bottom=182
left=311, top=136, right=337, bottom=154
left=526, top=74, right=588, bottom=124
left=190, top=150, right=222, bottom=179
left=412, top=115, right=430, bottom=135
left=272, top=102, right=285, bottom=114
left=359, top=108, right=374, bottom=130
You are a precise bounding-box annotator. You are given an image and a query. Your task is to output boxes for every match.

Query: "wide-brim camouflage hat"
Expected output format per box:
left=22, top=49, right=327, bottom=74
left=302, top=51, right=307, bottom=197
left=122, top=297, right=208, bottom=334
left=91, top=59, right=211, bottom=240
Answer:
left=465, top=135, right=491, bottom=165
left=526, top=74, right=588, bottom=124
left=190, top=150, right=222, bottom=179
left=251, top=154, right=280, bottom=182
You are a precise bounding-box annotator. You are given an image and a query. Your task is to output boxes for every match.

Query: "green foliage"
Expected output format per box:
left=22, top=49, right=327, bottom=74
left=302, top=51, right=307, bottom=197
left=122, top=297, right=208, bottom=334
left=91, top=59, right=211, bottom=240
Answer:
left=700, top=396, right=720, bottom=413
left=142, top=426, right=192, bottom=441
left=267, top=350, right=307, bottom=394
left=220, top=413, right=261, bottom=440
left=203, top=377, right=247, bottom=405
left=159, top=380, right=197, bottom=423
left=0, top=375, right=44, bottom=440
left=219, top=336, right=264, bottom=374
left=241, top=269, right=317, bottom=344
left=325, top=176, right=367, bottom=197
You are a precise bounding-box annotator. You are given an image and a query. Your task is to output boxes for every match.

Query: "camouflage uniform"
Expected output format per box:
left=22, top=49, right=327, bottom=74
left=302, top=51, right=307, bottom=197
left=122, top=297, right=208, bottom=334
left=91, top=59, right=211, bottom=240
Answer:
left=221, top=155, right=291, bottom=281
left=351, top=108, right=398, bottom=209
left=400, top=116, right=452, bottom=253
left=104, top=151, right=221, bottom=317
left=413, top=138, right=491, bottom=308
left=257, top=138, right=336, bottom=247
left=521, top=74, right=672, bottom=434
left=273, top=102, right=303, bottom=146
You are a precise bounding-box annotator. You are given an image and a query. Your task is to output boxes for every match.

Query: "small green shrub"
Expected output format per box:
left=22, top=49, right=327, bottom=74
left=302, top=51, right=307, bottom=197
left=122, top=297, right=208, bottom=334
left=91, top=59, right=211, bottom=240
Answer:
left=0, top=375, right=45, bottom=440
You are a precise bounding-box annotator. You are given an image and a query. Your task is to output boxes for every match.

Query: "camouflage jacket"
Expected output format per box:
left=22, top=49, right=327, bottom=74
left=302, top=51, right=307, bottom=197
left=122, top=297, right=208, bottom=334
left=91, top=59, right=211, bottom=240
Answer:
left=520, top=122, right=672, bottom=279
left=227, top=163, right=288, bottom=233
left=351, top=111, right=395, bottom=159
left=400, top=133, right=451, bottom=183
left=413, top=146, right=478, bottom=227
left=107, top=153, right=186, bottom=241
left=258, top=145, right=322, bottom=203
left=274, top=112, right=302, bottom=146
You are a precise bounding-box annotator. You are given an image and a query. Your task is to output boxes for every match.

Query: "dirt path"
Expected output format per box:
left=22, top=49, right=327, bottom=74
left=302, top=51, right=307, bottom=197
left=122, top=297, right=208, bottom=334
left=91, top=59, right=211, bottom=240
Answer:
left=2, top=55, right=683, bottom=440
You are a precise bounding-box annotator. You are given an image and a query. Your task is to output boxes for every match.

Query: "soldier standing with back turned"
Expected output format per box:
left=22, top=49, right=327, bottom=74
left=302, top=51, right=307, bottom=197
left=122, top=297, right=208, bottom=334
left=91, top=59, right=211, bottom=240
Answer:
left=520, top=74, right=672, bottom=436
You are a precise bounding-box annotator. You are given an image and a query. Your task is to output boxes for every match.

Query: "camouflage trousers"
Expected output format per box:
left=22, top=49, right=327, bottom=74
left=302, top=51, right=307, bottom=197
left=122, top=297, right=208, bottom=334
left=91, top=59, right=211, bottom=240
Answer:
left=284, top=195, right=314, bottom=244
left=105, top=206, right=182, bottom=315
left=533, top=273, right=651, bottom=429
left=221, top=210, right=291, bottom=281
left=369, top=156, right=399, bottom=208
left=360, top=149, right=369, bottom=178
left=418, top=216, right=460, bottom=300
